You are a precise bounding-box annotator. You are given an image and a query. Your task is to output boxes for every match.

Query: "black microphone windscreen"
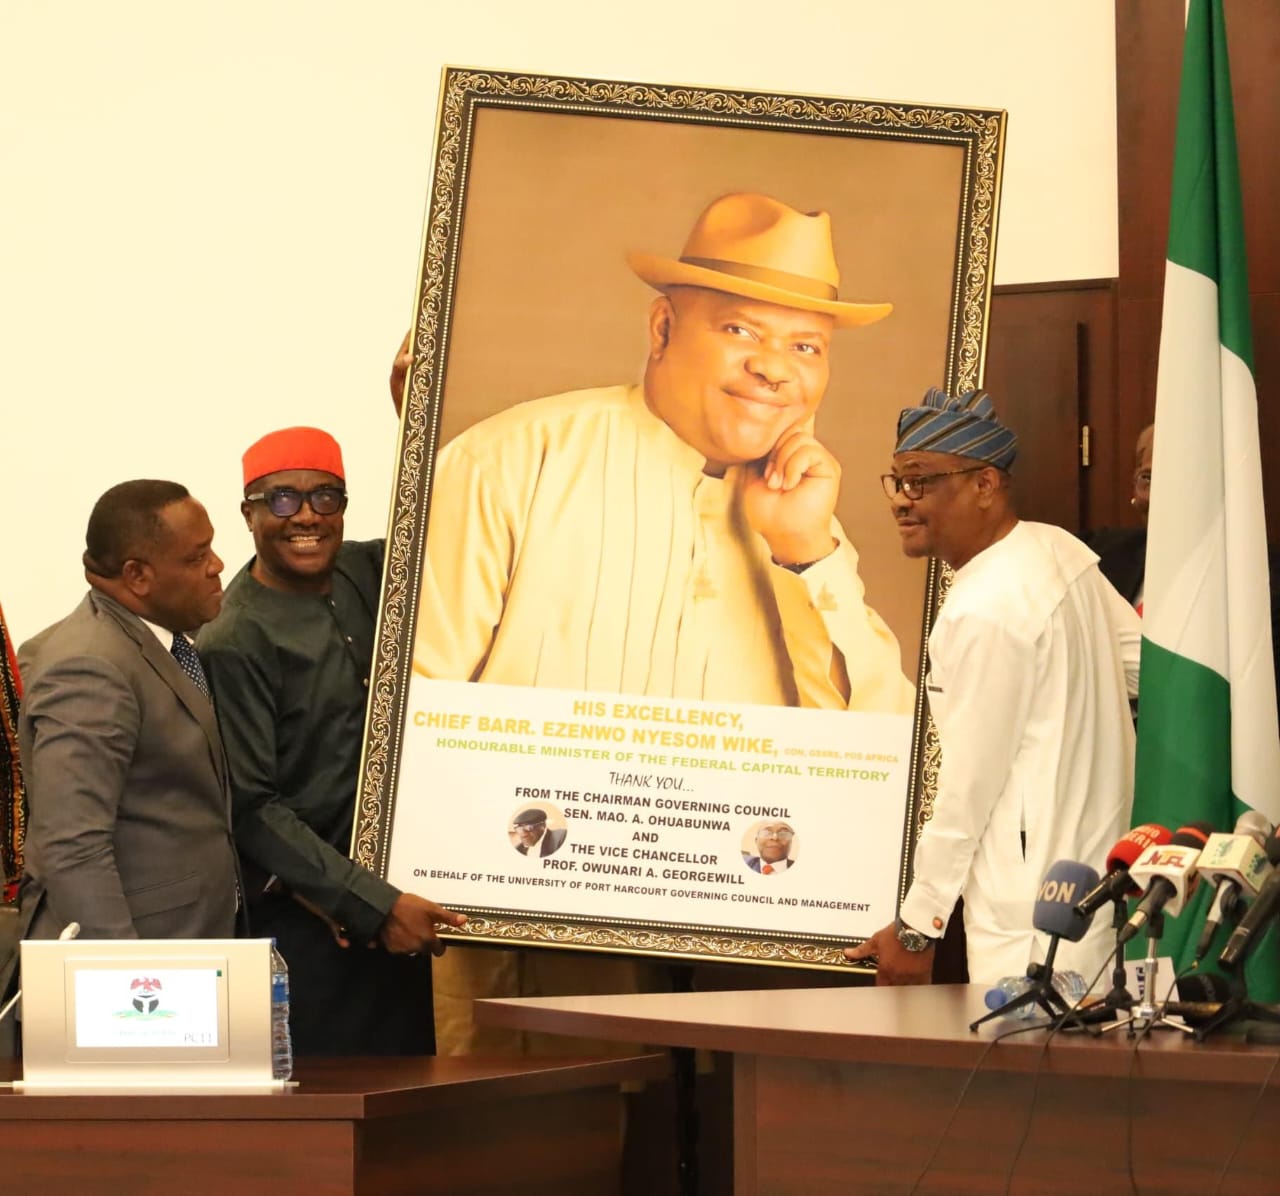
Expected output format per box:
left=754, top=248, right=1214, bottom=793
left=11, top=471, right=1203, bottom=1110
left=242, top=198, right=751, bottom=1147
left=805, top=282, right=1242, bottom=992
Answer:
left=1033, top=859, right=1101, bottom=942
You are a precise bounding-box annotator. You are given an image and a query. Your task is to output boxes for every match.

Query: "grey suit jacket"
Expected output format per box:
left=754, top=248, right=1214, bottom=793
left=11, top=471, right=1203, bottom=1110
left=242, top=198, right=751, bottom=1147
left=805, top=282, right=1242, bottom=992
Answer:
left=16, top=590, right=239, bottom=941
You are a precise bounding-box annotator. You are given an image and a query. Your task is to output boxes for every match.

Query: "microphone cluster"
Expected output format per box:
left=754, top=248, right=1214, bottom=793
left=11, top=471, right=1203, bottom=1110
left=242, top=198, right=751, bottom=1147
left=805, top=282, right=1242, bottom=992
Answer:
left=1071, top=812, right=1279, bottom=972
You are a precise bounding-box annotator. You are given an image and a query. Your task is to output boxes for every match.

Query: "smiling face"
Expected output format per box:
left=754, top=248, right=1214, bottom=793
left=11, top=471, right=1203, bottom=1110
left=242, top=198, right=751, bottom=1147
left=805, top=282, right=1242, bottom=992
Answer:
left=887, top=450, right=1005, bottom=571
left=242, top=469, right=345, bottom=594
left=756, top=822, right=794, bottom=863
left=643, top=287, right=834, bottom=472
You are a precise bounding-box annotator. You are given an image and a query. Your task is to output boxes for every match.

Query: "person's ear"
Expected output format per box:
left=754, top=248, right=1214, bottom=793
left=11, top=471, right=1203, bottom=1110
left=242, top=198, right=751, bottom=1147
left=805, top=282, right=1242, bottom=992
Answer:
left=240, top=499, right=255, bottom=531
left=647, top=295, right=676, bottom=361
left=973, top=466, right=999, bottom=507
left=119, top=558, right=152, bottom=598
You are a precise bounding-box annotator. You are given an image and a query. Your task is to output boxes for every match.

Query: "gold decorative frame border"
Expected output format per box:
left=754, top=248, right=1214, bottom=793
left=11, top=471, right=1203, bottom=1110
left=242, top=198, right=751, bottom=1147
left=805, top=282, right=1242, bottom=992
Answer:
left=353, top=68, right=1005, bottom=969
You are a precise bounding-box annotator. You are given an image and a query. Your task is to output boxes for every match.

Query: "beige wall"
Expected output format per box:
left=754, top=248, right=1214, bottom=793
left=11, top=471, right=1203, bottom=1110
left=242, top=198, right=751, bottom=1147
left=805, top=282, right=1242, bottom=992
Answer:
left=0, top=0, right=1118, bottom=645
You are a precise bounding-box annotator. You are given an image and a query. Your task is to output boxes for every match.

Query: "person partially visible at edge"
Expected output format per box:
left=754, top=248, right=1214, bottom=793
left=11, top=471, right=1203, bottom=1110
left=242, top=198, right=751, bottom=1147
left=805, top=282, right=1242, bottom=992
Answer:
left=400, top=192, right=916, bottom=1054
left=846, top=388, right=1141, bottom=985
left=743, top=822, right=795, bottom=874
left=1085, top=420, right=1280, bottom=696
left=0, top=603, right=23, bottom=1050
left=17, top=481, right=240, bottom=944
left=1085, top=422, right=1153, bottom=610
left=1, top=602, right=23, bottom=908
left=197, top=427, right=465, bottom=1056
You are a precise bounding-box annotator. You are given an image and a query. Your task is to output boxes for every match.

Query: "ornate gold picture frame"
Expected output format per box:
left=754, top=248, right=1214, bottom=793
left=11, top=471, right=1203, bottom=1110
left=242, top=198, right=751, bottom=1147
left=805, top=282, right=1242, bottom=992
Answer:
left=354, top=67, right=1005, bottom=969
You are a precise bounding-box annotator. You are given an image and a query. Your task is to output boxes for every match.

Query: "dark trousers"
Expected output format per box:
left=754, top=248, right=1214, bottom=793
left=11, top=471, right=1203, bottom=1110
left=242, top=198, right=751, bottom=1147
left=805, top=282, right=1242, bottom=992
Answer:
left=252, top=892, right=433, bottom=1057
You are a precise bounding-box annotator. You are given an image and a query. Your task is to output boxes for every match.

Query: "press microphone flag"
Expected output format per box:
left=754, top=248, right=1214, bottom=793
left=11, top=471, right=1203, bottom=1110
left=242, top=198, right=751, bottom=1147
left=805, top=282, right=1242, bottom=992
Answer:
left=1118, top=822, right=1214, bottom=945
left=1193, top=812, right=1273, bottom=960
left=1034, top=859, right=1101, bottom=943
left=1074, top=824, right=1174, bottom=918
left=1219, top=829, right=1280, bottom=970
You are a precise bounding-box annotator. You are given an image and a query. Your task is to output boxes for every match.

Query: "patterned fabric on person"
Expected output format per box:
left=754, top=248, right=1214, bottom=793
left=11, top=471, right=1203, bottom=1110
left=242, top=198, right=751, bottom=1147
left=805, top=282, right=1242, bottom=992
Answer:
left=0, top=603, right=25, bottom=905
left=894, top=386, right=1019, bottom=469
left=170, top=633, right=211, bottom=701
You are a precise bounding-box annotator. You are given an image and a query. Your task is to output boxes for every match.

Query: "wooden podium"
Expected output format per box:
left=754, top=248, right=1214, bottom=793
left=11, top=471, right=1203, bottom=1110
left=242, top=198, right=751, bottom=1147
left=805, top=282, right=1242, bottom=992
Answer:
left=477, top=983, right=1280, bottom=1195
left=0, top=1053, right=665, bottom=1195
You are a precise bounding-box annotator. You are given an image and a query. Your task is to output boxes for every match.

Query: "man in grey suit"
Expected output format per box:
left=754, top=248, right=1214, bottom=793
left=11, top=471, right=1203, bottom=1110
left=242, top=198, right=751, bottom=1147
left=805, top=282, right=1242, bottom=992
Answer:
left=17, top=479, right=240, bottom=941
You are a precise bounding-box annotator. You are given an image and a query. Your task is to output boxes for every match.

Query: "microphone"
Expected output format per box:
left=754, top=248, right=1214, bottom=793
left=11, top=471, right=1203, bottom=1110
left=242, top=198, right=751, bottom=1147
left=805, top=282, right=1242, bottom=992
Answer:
left=1219, top=830, right=1280, bottom=970
left=1033, top=859, right=1101, bottom=942
left=1074, top=824, right=1174, bottom=918
left=1117, top=822, right=1214, bottom=945
left=1193, top=812, right=1273, bottom=960
left=0, top=923, right=81, bottom=1027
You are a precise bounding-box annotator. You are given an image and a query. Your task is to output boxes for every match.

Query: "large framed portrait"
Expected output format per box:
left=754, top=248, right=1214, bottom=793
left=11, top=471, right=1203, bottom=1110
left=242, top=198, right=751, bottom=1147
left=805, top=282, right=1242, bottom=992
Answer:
left=354, top=68, right=1006, bottom=970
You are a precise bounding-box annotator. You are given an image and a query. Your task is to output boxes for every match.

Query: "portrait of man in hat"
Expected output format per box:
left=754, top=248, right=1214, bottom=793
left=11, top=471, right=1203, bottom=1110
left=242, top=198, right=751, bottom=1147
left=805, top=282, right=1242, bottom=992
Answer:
left=385, top=106, right=987, bottom=1052
left=413, top=192, right=914, bottom=715
left=510, top=807, right=566, bottom=859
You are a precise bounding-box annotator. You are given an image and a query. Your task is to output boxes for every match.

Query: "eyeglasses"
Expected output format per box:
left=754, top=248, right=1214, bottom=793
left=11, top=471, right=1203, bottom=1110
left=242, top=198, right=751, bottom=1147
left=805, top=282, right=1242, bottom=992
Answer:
left=758, top=827, right=794, bottom=840
left=880, top=466, right=987, bottom=501
left=246, top=486, right=348, bottom=517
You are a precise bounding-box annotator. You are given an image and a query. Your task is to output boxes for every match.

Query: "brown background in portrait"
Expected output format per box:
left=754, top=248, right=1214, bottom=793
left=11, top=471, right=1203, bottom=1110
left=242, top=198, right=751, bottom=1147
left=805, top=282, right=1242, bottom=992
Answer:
left=438, top=107, right=969, bottom=672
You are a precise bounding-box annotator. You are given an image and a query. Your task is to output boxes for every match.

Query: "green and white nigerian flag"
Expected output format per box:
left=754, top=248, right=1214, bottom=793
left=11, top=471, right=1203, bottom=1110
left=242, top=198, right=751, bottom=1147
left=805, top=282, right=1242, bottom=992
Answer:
left=1130, top=0, right=1280, bottom=995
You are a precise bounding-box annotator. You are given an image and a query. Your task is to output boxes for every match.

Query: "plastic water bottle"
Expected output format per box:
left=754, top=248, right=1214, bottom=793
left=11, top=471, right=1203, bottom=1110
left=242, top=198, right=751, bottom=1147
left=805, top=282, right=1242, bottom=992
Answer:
left=982, top=970, right=1089, bottom=1020
left=269, top=940, right=294, bottom=1081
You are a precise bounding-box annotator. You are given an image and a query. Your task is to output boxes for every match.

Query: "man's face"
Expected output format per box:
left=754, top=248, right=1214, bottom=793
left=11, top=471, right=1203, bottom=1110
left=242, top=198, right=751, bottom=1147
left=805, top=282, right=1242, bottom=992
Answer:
left=135, top=498, right=224, bottom=633
left=515, top=818, right=547, bottom=848
left=1132, top=424, right=1153, bottom=522
left=756, top=823, right=794, bottom=863
left=644, top=287, right=834, bottom=472
left=887, top=450, right=991, bottom=568
left=242, top=469, right=346, bottom=593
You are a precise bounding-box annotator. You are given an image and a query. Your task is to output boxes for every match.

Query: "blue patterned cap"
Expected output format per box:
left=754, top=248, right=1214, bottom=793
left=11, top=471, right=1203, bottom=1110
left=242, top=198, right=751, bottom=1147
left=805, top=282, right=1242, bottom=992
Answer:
left=894, top=386, right=1018, bottom=469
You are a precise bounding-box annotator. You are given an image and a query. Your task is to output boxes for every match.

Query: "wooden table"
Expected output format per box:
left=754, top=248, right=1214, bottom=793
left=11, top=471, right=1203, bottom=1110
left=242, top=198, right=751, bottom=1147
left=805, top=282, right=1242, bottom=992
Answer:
left=0, top=1053, right=666, bottom=1195
left=477, top=983, right=1280, bottom=1194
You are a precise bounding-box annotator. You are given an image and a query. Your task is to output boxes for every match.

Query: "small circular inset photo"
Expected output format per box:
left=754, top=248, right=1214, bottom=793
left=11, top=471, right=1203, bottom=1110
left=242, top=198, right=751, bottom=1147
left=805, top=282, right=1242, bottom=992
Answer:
left=509, top=802, right=567, bottom=858
left=741, top=819, right=798, bottom=875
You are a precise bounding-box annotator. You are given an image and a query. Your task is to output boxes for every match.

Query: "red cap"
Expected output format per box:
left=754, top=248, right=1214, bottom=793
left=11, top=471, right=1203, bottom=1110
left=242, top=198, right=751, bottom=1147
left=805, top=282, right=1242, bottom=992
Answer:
left=242, top=427, right=345, bottom=488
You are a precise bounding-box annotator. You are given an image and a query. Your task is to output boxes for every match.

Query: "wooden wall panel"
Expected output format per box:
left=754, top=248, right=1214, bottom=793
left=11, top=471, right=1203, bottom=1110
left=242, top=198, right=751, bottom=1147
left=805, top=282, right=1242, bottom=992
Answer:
left=985, top=282, right=1117, bottom=535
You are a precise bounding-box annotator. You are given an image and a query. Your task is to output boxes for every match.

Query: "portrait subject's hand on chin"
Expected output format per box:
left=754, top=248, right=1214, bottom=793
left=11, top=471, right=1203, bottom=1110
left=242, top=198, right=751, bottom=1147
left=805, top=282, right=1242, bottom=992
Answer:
left=743, top=423, right=840, bottom=568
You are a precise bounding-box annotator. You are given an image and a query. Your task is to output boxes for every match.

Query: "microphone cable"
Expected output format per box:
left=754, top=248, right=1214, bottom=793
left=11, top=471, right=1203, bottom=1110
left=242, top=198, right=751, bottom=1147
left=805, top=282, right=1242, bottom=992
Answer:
left=904, top=1016, right=1051, bottom=1196
left=1003, top=945, right=1130, bottom=1196
left=1209, top=1043, right=1280, bottom=1195
left=1121, top=957, right=1199, bottom=1194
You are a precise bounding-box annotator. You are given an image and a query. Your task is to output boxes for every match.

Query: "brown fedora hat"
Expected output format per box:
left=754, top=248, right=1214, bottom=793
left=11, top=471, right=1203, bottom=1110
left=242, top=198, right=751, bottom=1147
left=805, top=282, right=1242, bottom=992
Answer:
left=627, top=193, right=892, bottom=329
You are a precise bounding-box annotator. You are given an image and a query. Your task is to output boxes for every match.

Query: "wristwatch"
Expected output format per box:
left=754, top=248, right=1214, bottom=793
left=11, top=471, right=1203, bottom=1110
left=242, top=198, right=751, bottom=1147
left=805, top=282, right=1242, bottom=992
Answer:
left=894, top=916, right=933, bottom=953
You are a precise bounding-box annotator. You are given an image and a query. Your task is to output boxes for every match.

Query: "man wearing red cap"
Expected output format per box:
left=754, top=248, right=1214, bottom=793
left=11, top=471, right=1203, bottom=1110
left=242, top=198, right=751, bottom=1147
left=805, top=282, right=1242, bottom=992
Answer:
left=198, top=427, right=464, bottom=1056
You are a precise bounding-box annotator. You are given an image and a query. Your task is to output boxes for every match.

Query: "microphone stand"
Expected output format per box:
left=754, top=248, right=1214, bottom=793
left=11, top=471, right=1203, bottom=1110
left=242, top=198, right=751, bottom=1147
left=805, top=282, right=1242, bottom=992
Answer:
left=1070, top=896, right=1137, bottom=1032
left=1128, top=910, right=1193, bottom=1036
left=969, top=932, right=1093, bottom=1032
left=1171, top=971, right=1280, bottom=1043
